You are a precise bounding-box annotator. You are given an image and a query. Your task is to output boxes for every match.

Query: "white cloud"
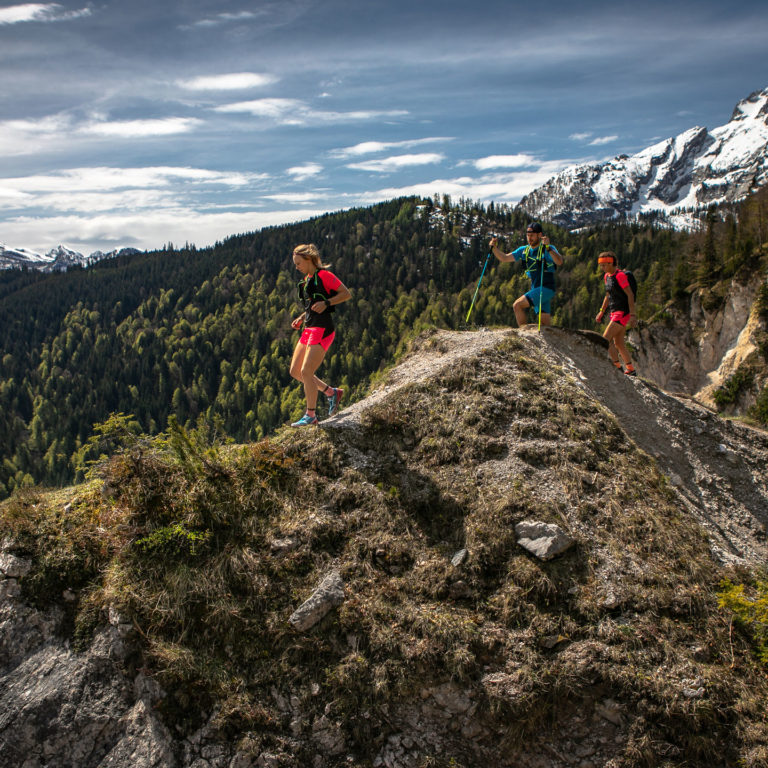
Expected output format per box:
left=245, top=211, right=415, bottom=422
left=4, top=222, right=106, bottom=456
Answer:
left=1, top=209, right=326, bottom=256
left=588, top=135, right=619, bottom=146
left=3, top=166, right=262, bottom=193
left=0, top=3, right=53, bottom=23
left=569, top=132, right=593, bottom=141
left=215, top=98, right=408, bottom=125
left=178, top=72, right=276, bottom=91
left=79, top=118, right=203, bottom=138
left=347, top=153, right=445, bottom=173
left=286, top=163, right=323, bottom=181
left=473, top=154, right=536, bottom=170
left=0, top=114, right=203, bottom=154
left=330, top=137, right=452, bottom=159
left=263, top=192, right=327, bottom=203
left=358, top=160, right=574, bottom=206
left=189, top=11, right=261, bottom=28
left=0, top=3, right=90, bottom=24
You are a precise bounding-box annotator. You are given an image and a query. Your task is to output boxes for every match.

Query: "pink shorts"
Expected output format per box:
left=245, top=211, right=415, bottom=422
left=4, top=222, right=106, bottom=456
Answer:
left=609, top=311, right=631, bottom=327
left=299, top=327, right=335, bottom=351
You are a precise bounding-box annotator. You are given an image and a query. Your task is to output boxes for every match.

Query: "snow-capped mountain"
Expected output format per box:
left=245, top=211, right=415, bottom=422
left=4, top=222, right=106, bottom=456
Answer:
left=0, top=245, right=140, bottom=272
left=518, top=86, right=768, bottom=229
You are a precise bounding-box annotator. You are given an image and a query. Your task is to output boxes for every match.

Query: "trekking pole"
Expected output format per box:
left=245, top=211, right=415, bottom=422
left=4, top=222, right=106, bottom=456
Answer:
left=466, top=248, right=492, bottom=323
left=537, top=248, right=545, bottom=331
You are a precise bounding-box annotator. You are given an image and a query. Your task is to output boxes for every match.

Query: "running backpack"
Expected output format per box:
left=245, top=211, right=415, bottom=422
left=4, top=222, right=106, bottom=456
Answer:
left=620, top=269, right=638, bottom=296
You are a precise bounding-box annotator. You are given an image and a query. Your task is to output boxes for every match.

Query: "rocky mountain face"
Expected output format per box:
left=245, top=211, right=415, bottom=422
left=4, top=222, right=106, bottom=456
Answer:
left=2, top=328, right=767, bottom=768
left=518, top=87, right=768, bottom=229
left=0, top=244, right=140, bottom=272
left=632, top=275, right=767, bottom=410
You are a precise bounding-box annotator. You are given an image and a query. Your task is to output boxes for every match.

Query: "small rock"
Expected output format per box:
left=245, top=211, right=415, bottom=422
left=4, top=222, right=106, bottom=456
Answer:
left=289, top=572, right=345, bottom=632
left=450, top=548, right=469, bottom=567
left=595, top=699, right=623, bottom=726
left=669, top=473, right=683, bottom=487
left=63, top=589, right=77, bottom=602
left=0, top=578, right=21, bottom=599
left=230, top=752, right=255, bottom=768
left=515, top=520, right=575, bottom=561
left=681, top=678, right=706, bottom=698
left=430, top=682, right=471, bottom=714
left=256, top=754, right=282, bottom=768
left=0, top=553, right=32, bottom=579
left=270, top=536, right=299, bottom=553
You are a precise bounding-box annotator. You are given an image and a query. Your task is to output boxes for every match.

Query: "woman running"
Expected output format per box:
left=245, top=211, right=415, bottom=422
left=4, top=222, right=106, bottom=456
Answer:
left=289, top=243, right=351, bottom=426
left=595, top=251, right=637, bottom=376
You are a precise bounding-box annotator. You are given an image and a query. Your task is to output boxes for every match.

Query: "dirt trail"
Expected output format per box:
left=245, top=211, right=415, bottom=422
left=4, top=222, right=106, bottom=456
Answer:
left=330, top=327, right=768, bottom=566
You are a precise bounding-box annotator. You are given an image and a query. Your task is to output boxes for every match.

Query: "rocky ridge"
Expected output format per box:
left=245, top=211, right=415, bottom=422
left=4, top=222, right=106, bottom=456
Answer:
left=1, top=328, right=767, bottom=767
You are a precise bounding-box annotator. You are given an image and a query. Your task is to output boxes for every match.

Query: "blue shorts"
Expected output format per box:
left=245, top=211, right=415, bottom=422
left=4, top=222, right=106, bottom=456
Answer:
left=524, top=287, right=555, bottom=315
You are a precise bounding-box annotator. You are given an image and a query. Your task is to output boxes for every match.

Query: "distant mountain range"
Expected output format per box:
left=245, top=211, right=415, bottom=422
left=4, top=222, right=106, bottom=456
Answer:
left=0, top=244, right=141, bottom=272
left=518, top=86, right=768, bottom=229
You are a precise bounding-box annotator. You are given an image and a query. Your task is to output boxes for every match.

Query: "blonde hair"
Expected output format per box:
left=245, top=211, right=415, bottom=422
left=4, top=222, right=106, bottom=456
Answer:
left=293, top=243, right=329, bottom=270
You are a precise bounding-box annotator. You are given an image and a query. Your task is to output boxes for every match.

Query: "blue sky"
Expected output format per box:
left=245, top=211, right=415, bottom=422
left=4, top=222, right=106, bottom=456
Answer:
left=1, top=0, right=766, bottom=254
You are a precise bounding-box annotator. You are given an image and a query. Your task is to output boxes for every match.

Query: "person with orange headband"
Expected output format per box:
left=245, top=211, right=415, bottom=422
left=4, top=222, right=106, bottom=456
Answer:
left=595, top=251, right=637, bottom=376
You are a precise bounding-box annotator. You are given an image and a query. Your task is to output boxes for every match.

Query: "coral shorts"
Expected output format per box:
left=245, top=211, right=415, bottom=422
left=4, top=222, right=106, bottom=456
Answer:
left=609, top=311, right=631, bottom=327
left=299, top=327, right=335, bottom=351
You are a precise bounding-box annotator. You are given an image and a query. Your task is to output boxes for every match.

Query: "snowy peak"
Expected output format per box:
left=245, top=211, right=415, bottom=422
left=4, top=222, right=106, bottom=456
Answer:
left=0, top=244, right=141, bottom=272
left=519, top=86, right=768, bottom=229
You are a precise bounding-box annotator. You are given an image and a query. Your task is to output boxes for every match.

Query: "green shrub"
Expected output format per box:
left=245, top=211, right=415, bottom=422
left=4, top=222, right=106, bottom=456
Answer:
left=135, top=523, right=212, bottom=558
left=718, top=579, right=768, bottom=665
left=749, top=385, right=768, bottom=425
left=713, top=368, right=754, bottom=409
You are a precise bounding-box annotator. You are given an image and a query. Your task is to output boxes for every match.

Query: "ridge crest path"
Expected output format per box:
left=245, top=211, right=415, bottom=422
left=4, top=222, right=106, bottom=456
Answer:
left=329, top=327, right=768, bottom=566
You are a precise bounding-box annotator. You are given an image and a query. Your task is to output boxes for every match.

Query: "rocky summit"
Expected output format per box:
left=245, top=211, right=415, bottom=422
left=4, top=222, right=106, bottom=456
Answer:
left=1, top=328, right=767, bottom=768
left=518, top=87, right=768, bottom=229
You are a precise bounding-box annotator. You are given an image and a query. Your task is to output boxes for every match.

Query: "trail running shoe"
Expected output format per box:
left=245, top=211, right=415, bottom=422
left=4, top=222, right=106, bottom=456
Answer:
left=613, top=361, right=623, bottom=371
left=328, top=387, right=344, bottom=416
left=291, top=413, right=318, bottom=427
left=624, top=366, right=637, bottom=377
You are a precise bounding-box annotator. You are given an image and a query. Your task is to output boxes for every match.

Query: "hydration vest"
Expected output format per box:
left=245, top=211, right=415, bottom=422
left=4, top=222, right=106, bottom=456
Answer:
left=523, top=244, right=556, bottom=290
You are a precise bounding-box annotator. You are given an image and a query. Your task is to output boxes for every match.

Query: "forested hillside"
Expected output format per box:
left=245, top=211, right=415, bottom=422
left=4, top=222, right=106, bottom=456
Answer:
left=1, top=191, right=766, bottom=498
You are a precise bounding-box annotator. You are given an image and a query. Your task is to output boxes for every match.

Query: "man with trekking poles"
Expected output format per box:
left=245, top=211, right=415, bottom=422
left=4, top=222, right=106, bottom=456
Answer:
left=489, top=222, right=564, bottom=328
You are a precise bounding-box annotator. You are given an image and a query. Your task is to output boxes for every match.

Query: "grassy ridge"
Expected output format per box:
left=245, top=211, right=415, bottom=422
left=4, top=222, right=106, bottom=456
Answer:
left=3, top=331, right=767, bottom=766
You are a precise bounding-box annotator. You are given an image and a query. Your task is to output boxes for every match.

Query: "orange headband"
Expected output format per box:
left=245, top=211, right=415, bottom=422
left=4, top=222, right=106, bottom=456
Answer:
left=598, top=257, right=614, bottom=264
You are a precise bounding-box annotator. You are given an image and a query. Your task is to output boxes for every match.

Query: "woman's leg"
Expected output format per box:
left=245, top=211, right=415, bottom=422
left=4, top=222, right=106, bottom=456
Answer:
left=603, top=322, right=622, bottom=364
left=604, top=322, right=633, bottom=365
left=289, top=340, right=307, bottom=382
left=291, top=340, right=331, bottom=396
left=613, top=327, right=633, bottom=365
left=300, top=344, right=328, bottom=411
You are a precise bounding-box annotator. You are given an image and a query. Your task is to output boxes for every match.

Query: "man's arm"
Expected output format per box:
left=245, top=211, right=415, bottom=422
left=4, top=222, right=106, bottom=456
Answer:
left=489, top=237, right=516, bottom=263
left=540, top=235, right=564, bottom=266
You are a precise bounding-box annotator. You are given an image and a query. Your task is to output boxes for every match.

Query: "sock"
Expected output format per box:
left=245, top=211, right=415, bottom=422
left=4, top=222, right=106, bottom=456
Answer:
left=613, top=361, right=623, bottom=369
left=625, top=364, right=635, bottom=372
left=307, top=409, right=316, bottom=417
